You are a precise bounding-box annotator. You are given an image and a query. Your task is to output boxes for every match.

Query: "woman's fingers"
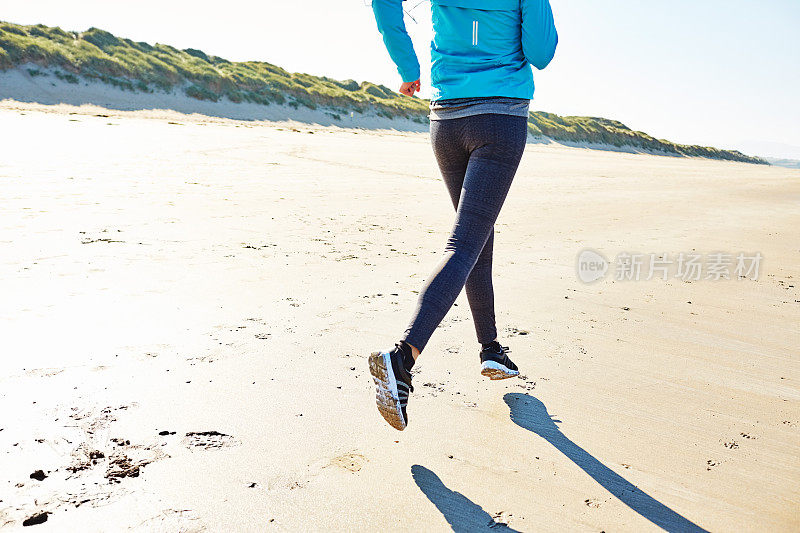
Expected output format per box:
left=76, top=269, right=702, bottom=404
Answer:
left=399, top=79, right=421, bottom=96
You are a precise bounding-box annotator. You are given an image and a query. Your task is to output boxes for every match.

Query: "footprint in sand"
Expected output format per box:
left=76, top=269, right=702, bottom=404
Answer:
left=25, top=367, right=64, bottom=378
left=106, top=453, right=149, bottom=483
left=65, top=404, right=141, bottom=474
left=516, top=375, right=536, bottom=391
left=182, top=431, right=239, bottom=450
left=5, top=403, right=165, bottom=528
left=329, top=452, right=367, bottom=473
left=422, top=382, right=447, bottom=396
left=134, top=508, right=205, bottom=532
left=70, top=437, right=166, bottom=483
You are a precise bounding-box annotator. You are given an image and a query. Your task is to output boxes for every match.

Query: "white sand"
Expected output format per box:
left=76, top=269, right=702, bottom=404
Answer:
left=0, top=101, right=798, bottom=531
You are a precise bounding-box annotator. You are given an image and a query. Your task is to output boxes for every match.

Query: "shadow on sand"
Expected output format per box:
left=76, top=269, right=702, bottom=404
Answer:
left=504, top=393, right=709, bottom=533
left=411, top=465, right=519, bottom=532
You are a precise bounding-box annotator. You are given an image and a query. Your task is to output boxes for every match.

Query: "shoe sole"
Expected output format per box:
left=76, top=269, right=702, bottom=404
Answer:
left=481, top=360, right=520, bottom=380
left=369, top=351, right=407, bottom=431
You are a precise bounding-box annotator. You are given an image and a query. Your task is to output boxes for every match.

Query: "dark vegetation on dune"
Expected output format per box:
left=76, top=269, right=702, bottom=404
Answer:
left=0, top=22, right=427, bottom=122
left=0, top=21, right=766, bottom=164
left=526, top=113, right=766, bottom=163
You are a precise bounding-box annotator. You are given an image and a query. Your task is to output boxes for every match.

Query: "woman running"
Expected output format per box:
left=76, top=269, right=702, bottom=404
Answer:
left=368, top=0, right=558, bottom=430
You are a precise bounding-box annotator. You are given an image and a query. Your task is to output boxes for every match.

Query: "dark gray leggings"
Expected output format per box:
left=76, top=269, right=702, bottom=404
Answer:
left=402, top=113, right=528, bottom=352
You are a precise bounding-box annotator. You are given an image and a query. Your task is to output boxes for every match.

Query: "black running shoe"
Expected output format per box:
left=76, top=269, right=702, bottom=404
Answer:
left=369, top=347, right=414, bottom=430
left=480, top=341, right=519, bottom=380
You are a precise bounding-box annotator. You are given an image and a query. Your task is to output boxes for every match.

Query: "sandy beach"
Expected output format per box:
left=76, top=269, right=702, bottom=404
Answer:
left=0, top=101, right=798, bottom=531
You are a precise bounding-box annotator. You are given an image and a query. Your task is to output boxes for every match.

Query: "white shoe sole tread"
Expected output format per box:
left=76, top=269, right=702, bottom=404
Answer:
left=481, top=360, right=519, bottom=380
left=369, top=351, right=407, bottom=431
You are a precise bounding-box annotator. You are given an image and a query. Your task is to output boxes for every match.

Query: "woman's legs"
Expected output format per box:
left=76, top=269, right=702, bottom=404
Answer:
left=402, top=114, right=528, bottom=353
left=436, top=142, right=500, bottom=347
left=465, top=230, right=497, bottom=345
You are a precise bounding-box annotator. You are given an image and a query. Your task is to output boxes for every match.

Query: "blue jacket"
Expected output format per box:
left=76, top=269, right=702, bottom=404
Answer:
left=372, top=0, right=558, bottom=101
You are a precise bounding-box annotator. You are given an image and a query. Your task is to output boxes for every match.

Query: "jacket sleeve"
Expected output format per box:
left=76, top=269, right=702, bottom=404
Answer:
left=372, top=0, right=421, bottom=82
left=521, top=0, right=558, bottom=70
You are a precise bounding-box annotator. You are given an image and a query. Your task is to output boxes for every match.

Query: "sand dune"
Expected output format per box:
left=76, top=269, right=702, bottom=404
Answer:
left=0, top=101, right=798, bottom=531
left=0, top=66, right=429, bottom=132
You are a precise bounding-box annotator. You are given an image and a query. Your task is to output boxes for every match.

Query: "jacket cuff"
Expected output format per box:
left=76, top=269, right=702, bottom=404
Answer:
left=399, top=65, right=421, bottom=83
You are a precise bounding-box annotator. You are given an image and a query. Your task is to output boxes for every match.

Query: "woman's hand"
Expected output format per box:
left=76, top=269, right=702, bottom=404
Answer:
left=400, top=79, right=421, bottom=96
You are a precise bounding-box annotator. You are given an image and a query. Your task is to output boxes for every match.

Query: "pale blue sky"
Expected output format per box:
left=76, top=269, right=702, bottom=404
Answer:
left=4, top=0, right=799, bottom=158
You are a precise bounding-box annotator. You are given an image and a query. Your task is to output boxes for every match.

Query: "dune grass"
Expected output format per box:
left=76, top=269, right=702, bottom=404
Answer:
left=527, top=113, right=765, bottom=162
left=0, top=21, right=429, bottom=122
left=0, top=21, right=766, bottom=164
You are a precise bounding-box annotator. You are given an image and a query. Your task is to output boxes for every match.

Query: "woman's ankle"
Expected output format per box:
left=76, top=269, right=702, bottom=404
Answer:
left=398, top=340, right=420, bottom=369
left=408, top=343, right=420, bottom=360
